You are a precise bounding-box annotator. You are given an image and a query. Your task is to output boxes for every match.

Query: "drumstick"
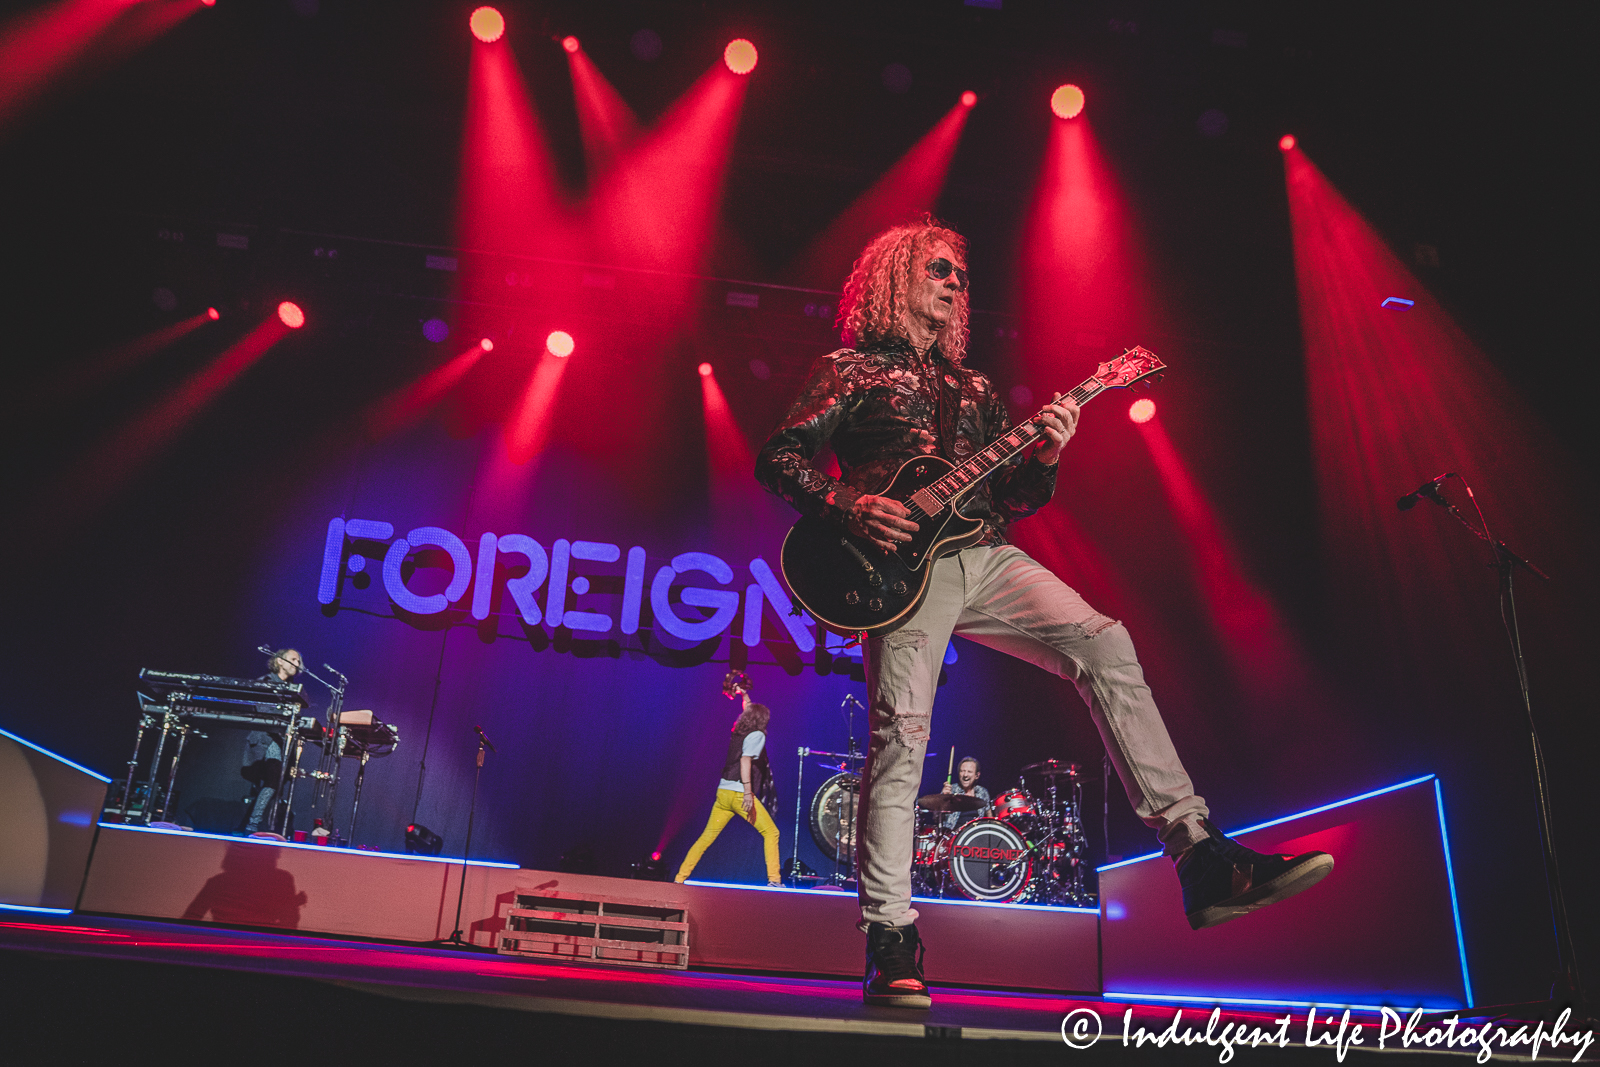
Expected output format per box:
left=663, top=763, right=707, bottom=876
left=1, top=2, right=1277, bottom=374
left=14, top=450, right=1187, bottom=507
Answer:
left=946, top=745, right=955, bottom=784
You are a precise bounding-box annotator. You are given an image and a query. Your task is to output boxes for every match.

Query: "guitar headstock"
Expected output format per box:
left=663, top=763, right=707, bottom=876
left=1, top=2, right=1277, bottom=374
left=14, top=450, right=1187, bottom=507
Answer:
left=1092, top=346, right=1166, bottom=390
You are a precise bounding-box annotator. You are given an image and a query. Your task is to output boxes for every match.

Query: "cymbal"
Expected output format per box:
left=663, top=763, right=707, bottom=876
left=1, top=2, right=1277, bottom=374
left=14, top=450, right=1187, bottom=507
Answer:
left=917, top=792, right=984, bottom=812
left=1022, top=759, right=1083, bottom=779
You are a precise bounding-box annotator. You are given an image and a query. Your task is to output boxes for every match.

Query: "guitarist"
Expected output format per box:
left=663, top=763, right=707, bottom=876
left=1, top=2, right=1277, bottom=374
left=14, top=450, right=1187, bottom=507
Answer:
left=755, top=216, right=1332, bottom=1008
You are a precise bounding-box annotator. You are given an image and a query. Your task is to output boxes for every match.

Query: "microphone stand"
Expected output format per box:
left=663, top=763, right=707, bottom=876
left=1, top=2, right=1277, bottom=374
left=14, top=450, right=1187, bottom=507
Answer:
left=441, top=726, right=493, bottom=948
left=1403, top=481, right=1585, bottom=1016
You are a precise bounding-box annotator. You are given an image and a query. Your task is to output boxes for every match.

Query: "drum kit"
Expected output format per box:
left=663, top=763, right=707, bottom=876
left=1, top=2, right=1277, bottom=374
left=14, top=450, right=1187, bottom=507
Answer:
left=910, top=758, right=1093, bottom=905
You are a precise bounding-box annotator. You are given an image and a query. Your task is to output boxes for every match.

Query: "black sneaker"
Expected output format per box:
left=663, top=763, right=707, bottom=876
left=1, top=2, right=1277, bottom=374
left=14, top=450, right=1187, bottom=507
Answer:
left=1177, top=819, right=1334, bottom=930
left=863, top=922, right=932, bottom=1008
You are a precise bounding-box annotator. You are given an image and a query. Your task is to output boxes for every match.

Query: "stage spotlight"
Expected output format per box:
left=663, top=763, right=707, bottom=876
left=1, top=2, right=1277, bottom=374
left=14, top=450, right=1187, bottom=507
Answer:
left=1279, top=134, right=1297, bottom=151
left=629, top=850, right=668, bottom=880
left=1129, top=398, right=1156, bottom=423
left=201, top=0, right=215, bottom=6
left=562, top=35, right=579, bottom=53
left=723, top=38, right=757, bottom=75
left=1050, top=84, right=1085, bottom=120
left=480, top=338, right=494, bottom=351
left=698, top=362, right=713, bottom=377
left=961, top=90, right=978, bottom=107
left=206, top=307, right=220, bottom=321
left=546, top=330, right=575, bottom=357
left=469, top=7, right=504, bottom=44
left=404, top=823, right=443, bottom=855
left=277, top=301, right=305, bottom=329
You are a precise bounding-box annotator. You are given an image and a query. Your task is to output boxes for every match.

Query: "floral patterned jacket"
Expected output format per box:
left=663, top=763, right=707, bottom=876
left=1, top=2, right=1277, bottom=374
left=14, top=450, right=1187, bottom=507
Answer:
left=755, top=337, right=1058, bottom=545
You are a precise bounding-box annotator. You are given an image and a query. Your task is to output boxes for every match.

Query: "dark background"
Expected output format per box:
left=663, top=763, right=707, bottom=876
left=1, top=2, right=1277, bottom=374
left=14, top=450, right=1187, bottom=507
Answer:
left=0, top=0, right=1592, bottom=1008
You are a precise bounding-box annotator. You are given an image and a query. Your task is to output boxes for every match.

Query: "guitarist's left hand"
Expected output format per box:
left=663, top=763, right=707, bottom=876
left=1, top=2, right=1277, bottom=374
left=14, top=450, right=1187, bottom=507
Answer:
left=1032, top=394, right=1080, bottom=466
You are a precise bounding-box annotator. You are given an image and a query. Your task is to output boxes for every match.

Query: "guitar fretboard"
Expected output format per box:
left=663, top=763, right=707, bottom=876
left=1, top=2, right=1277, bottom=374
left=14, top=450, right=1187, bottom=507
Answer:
left=906, top=376, right=1107, bottom=518
left=903, top=345, right=1164, bottom=519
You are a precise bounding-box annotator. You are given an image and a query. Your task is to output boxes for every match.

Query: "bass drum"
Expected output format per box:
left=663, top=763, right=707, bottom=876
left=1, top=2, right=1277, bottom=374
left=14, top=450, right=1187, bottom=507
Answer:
left=808, top=772, right=861, bottom=863
left=948, top=818, right=1032, bottom=902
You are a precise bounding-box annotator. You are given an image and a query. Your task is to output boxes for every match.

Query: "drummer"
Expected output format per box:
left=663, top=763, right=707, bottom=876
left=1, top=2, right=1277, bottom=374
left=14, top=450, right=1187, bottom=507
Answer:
left=939, top=757, right=991, bottom=830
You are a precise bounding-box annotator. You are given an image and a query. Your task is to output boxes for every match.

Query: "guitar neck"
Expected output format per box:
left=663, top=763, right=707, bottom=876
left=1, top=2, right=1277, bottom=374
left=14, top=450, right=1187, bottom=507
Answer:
left=916, top=373, right=1110, bottom=512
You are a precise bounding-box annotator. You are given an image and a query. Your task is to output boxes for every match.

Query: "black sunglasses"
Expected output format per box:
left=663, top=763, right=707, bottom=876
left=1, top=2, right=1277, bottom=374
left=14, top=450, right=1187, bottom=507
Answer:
left=925, top=257, right=969, bottom=292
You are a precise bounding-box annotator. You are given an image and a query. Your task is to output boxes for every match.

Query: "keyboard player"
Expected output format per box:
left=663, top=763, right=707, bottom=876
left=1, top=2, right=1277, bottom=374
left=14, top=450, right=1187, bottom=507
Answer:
left=242, top=649, right=305, bottom=835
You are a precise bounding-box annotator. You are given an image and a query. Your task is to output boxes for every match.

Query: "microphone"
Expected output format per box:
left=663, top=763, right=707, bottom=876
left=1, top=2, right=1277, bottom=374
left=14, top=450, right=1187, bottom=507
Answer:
left=1397, top=473, right=1456, bottom=511
left=474, top=724, right=496, bottom=752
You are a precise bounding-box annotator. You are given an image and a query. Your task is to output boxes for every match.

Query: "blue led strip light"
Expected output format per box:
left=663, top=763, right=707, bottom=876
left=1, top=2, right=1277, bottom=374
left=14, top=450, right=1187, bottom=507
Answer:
left=99, top=822, right=519, bottom=868
left=1434, top=778, right=1474, bottom=1007
left=1102, top=990, right=1400, bottom=1014
left=1098, top=774, right=1438, bottom=872
left=1, top=727, right=112, bottom=783
left=0, top=902, right=75, bottom=916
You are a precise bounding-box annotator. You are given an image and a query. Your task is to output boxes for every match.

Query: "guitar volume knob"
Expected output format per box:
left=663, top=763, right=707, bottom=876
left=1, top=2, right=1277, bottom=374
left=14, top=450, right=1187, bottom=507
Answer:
left=890, top=581, right=907, bottom=595
left=845, top=591, right=860, bottom=605
left=868, top=598, right=883, bottom=612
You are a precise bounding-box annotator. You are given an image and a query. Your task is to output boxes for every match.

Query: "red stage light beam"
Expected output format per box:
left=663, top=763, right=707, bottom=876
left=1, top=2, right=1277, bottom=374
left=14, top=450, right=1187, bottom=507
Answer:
left=0, top=0, right=201, bottom=135
left=1017, top=111, right=1152, bottom=383
left=585, top=54, right=751, bottom=312
left=276, top=301, right=305, bottom=329
left=1128, top=398, right=1155, bottom=423
left=1279, top=134, right=1296, bottom=151
left=37, top=313, right=293, bottom=527
left=21, top=310, right=215, bottom=410
left=566, top=42, right=640, bottom=180
left=367, top=339, right=494, bottom=439
left=504, top=348, right=572, bottom=464
left=961, top=90, right=977, bottom=108
left=458, top=28, right=571, bottom=260
left=1135, top=412, right=1322, bottom=715
left=784, top=96, right=975, bottom=289
left=561, top=35, right=579, bottom=54
left=1285, top=147, right=1592, bottom=700
left=469, top=7, right=504, bottom=44
left=546, top=330, right=574, bottom=357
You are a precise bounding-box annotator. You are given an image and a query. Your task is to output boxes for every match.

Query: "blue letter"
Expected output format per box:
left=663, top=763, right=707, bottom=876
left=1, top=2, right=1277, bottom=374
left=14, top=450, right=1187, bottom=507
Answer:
left=650, top=551, right=739, bottom=642
left=381, top=526, right=472, bottom=615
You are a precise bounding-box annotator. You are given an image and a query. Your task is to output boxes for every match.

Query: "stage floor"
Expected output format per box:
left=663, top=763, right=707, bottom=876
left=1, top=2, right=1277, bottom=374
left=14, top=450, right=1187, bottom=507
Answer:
left=1, top=910, right=1564, bottom=1064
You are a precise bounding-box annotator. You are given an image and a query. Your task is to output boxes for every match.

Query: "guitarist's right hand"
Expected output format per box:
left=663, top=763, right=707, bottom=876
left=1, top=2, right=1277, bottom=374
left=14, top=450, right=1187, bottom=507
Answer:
left=846, top=494, right=919, bottom=552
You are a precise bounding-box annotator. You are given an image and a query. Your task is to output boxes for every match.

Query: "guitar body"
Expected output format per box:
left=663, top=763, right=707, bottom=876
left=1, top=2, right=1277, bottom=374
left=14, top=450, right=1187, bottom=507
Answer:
left=780, top=454, right=985, bottom=638
left=776, top=347, right=1167, bottom=640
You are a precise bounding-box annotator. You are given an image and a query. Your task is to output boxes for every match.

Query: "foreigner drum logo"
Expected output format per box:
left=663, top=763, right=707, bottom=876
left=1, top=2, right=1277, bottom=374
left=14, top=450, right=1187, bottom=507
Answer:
left=952, top=844, right=1024, bottom=862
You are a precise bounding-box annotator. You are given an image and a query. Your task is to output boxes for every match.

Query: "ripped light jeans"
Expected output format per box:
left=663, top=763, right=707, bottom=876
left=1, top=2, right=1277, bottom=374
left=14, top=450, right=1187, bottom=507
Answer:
left=856, top=545, right=1209, bottom=927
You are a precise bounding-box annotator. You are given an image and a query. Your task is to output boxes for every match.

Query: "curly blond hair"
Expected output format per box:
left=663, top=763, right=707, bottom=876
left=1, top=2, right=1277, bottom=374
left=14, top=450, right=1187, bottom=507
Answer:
left=836, top=215, right=969, bottom=364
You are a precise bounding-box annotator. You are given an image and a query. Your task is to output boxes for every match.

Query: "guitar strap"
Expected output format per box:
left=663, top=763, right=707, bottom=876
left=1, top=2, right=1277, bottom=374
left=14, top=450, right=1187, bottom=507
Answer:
left=932, top=350, right=962, bottom=462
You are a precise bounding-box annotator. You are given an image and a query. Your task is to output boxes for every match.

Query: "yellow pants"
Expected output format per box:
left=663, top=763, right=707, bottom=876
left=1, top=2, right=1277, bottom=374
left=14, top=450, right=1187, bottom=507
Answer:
left=675, top=789, right=780, bottom=884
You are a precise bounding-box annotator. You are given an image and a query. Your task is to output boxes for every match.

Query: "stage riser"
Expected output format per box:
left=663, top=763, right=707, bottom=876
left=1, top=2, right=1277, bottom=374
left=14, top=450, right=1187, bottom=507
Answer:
left=1, top=732, right=109, bottom=911
left=1099, top=778, right=1470, bottom=1009
left=72, top=777, right=1467, bottom=1005
left=78, top=826, right=1100, bottom=992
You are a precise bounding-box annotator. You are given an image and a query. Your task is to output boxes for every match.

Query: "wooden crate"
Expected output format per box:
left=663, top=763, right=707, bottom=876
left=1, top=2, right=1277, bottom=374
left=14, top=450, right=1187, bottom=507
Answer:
left=497, top=888, right=689, bottom=970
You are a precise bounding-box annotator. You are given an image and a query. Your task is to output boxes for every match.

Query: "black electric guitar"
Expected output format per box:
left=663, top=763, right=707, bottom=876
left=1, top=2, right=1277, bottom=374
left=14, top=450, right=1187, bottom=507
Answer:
left=780, top=346, right=1166, bottom=638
